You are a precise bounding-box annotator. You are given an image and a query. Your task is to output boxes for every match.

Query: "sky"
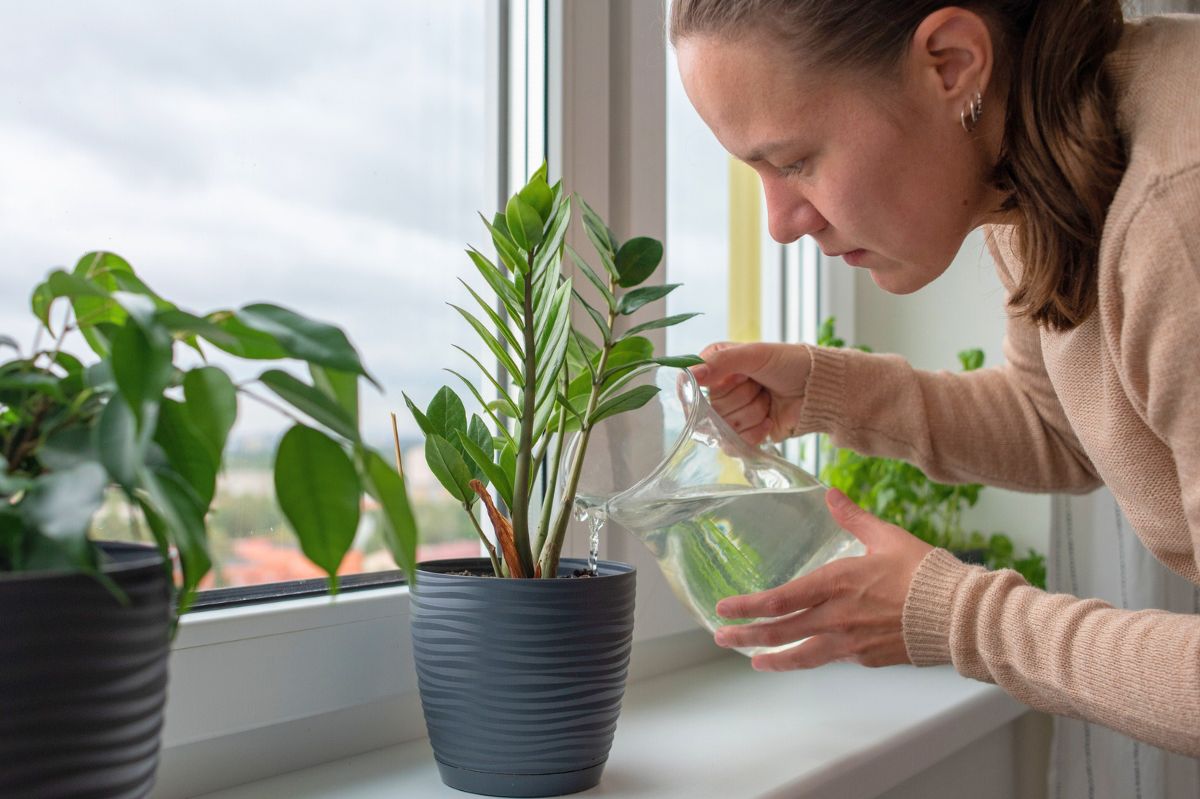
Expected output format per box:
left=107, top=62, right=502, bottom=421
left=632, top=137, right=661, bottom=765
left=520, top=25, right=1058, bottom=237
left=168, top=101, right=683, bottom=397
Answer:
left=0, top=0, right=732, bottom=451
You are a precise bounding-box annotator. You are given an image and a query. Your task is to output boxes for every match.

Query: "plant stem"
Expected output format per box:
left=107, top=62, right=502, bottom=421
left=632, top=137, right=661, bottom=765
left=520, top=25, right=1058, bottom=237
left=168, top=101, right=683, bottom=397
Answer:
left=509, top=251, right=538, bottom=576
left=464, top=501, right=504, bottom=576
left=538, top=282, right=618, bottom=577
left=239, top=388, right=306, bottom=427
left=533, top=370, right=570, bottom=572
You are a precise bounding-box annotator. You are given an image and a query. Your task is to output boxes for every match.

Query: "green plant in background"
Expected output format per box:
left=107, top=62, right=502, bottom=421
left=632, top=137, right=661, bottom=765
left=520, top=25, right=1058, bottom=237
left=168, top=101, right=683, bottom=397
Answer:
left=816, top=317, right=1046, bottom=588
left=0, top=252, right=418, bottom=616
left=404, top=164, right=700, bottom=579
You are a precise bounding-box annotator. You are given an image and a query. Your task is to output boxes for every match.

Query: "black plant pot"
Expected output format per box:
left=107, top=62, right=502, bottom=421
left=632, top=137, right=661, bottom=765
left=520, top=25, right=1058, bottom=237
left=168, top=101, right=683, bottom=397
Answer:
left=0, top=542, right=172, bottom=799
left=410, top=557, right=636, bottom=798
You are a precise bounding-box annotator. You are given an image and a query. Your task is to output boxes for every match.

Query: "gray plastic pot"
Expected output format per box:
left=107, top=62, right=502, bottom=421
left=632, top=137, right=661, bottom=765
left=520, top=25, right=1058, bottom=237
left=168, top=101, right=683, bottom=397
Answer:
left=410, top=557, right=636, bottom=797
left=0, top=541, right=172, bottom=799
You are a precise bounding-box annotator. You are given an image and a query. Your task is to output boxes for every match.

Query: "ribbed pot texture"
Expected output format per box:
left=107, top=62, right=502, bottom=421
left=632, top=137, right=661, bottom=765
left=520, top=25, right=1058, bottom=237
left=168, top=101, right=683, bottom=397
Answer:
left=410, top=557, right=636, bottom=798
left=0, top=542, right=172, bottom=799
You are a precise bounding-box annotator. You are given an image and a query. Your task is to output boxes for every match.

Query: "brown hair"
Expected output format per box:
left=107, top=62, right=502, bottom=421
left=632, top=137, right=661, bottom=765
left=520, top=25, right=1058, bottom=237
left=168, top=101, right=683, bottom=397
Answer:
left=671, top=0, right=1128, bottom=331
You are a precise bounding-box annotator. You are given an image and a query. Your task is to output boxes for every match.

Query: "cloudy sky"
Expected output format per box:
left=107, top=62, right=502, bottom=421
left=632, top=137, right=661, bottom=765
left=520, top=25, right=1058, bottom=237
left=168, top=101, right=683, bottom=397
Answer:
left=0, top=1, right=730, bottom=450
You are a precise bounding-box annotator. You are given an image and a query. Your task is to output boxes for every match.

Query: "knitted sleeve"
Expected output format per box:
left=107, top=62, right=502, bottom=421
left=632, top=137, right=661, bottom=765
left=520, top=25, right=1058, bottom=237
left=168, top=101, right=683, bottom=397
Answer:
left=794, top=228, right=1101, bottom=493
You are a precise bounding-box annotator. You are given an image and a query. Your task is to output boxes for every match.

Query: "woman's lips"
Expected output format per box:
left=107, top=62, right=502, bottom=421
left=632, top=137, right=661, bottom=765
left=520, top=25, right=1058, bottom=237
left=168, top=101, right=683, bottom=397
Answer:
left=842, top=249, right=868, bottom=266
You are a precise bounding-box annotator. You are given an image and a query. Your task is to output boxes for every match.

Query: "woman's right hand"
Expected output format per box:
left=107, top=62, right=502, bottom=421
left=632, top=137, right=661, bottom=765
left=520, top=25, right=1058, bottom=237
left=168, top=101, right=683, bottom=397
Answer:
left=688, top=342, right=812, bottom=446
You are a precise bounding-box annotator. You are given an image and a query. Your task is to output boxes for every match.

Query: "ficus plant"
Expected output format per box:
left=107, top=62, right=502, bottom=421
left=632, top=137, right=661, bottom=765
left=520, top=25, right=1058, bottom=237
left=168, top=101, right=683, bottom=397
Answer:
left=0, top=251, right=418, bottom=619
left=404, top=164, right=700, bottom=579
left=815, top=317, right=1046, bottom=588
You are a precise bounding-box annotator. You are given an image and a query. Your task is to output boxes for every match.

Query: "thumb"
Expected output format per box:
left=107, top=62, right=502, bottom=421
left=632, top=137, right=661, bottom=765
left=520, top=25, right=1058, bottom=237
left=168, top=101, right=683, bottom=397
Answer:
left=690, top=341, right=774, bottom=388
left=825, top=488, right=885, bottom=548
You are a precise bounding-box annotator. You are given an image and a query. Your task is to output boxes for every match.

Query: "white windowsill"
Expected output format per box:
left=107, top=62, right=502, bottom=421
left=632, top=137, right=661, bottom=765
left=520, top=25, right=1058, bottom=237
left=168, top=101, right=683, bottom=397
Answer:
left=192, top=652, right=1025, bottom=799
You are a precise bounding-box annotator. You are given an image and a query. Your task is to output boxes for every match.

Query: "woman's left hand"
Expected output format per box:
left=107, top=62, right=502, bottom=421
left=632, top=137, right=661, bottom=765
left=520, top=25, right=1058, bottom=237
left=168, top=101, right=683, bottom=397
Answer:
left=713, top=488, right=934, bottom=671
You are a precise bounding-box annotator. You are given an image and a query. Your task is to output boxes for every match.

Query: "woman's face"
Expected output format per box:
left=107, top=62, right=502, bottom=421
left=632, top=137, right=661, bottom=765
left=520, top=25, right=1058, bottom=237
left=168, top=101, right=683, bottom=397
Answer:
left=677, top=31, right=999, bottom=294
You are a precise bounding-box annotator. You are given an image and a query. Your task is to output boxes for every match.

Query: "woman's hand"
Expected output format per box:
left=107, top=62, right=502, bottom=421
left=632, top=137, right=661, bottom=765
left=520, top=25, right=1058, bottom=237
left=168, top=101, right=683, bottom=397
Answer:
left=713, top=488, right=934, bottom=671
left=689, top=341, right=812, bottom=446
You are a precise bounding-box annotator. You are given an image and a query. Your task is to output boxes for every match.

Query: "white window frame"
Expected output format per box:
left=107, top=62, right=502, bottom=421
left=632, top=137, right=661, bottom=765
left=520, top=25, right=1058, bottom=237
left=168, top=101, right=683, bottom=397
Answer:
left=153, top=3, right=724, bottom=795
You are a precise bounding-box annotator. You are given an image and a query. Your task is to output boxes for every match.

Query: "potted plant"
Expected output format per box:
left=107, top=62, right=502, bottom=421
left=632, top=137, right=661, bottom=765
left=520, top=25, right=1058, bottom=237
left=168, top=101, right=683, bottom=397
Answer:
left=403, top=164, right=700, bottom=797
left=815, top=317, right=1046, bottom=587
left=0, top=252, right=417, bottom=798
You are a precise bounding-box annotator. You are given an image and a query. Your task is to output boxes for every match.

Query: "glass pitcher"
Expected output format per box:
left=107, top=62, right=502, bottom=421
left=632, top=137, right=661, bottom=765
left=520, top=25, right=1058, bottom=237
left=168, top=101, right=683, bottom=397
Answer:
left=564, top=366, right=864, bottom=656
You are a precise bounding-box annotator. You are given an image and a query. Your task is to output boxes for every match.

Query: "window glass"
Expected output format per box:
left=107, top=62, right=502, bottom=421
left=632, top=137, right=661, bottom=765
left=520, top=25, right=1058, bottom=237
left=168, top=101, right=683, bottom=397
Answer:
left=0, top=2, right=497, bottom=588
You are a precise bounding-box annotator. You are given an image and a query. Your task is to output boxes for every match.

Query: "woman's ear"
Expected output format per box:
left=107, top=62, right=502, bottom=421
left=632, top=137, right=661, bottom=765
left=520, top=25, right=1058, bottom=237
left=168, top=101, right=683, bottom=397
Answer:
left=909, top=7, right=995, bottom=104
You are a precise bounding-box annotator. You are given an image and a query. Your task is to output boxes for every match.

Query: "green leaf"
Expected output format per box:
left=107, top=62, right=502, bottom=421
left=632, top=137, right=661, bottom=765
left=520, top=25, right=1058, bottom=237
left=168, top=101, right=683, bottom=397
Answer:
left=204, top=312, right=289, bottom=359
left=426, top=386, right=468, bottom=444
left=155, top=309, right=240, bottom=348
left=456, top=429, right=513, bottom=509
left=237, top=304, right=377, bottom=387
left=505, top=194, right=544, bottom=252
left=30, top=282, right=54, bottom=327
left=448, top=304, right=524, bottom=388
left=615, top=237, right=664, bottom=288
left=518, top=178, right=554, bottom=223
left=481, top=213, right=526, bottom=274
left=458, top=278, right=523, bottom=357
left=580, top=197, right=618, bottom=256
left=274, top=424, right=361, bottom=590
left=533, top=196, right=572, bottom=276
left=467, top=414, right=492, bottom=464
left=183, top=366, right=238, bottom=463
left=97, top=395, right=141, bottom=487
left=424, top=433, right=474, bottom=504
left=466, top=248, right=522, bottom=317
left=623, top=312, right=701, bottom=338
left=443, top=368, right=518, bottom=452
left=110, top=319, right=172, bottom=425
left=565, top=244, right=616, bottom=311
left=20, top=462, right=108, bottom=565
left=154, top=399, right=218, bottom=507
left=618, top=283, right=680, bottom=315
left=573, top=288, right=610, bottom=340
left=138, top=464, right=211, bottom=609
left=958, top=348, right=985, bottom=372
left=259, top=369, right=359, bottom=442
left=403, top=392, right=433, bottom=437
left=361, top=448, right=418, bottom=583
left=566, top=327, right=600, bottom=380
left=589, top=384, right=660, bottom=426
left=601, top=354, right=704, bottom=382
left=450, top=345, right=520, bottom=418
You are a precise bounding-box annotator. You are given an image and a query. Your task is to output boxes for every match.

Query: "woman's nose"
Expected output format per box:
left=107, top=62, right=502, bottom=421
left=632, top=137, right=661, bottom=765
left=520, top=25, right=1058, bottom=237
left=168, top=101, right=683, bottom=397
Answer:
left=762, top=179, right=825, bottom=244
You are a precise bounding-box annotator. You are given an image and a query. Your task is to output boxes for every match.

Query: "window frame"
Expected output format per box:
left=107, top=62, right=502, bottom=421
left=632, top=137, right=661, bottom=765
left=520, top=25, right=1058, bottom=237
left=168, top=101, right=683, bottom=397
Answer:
left=154, top=3, right=727, bottom=794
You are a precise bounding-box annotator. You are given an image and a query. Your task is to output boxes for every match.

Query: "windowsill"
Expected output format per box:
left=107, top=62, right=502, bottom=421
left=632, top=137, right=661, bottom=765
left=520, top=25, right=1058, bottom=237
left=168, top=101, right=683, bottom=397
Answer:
left=192, top=652, right=1025, bottom=799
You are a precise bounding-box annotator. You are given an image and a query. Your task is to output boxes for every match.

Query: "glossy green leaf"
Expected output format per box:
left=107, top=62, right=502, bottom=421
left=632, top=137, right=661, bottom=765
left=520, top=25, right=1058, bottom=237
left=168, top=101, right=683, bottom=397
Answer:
left=184, top=366, right=238, bottom=463
left=426, top=386, right=468, bottom=444
left=97, top=395, right=141, bottom=487
left=573, top=288, right=610, bottom=340
left=361, top=448, right=418, bottom=583
left=565, top=244, right=615, bottom=311
left=110, top=318, right=172, bottom=425
left=467, top=414, right=492, bottom=463
left=154, top=399, right=218, bottom=507
left=274, top=424, right=360, bottom=590
left=155, top=309, right=240, bottom=348
left=481, top=213, right=526, bottom=274
left=424, top=432, right=474, bottom=505
left=505, top=194, right=544, bottom=252
left=20, top=462, right=108, bottom=564
left=450, top=345, right=520, bottom=418
left=456, top=429, right=513, bottom=509
left=259, top=369, right=358, bottom=442
left=459, top=278, right=523, bottom=357
left=623, top=312, right=701, bottom=338
left=580, top=197, right=618, bottom=255
left=618, top=283, right=680, bottom=315
left=139, top=465, right=211, bottom=610
left=204, top=312, right=289, bottom=359
left=518, top=178, right=554, bottom=223
left=238, top=304, right=376, bottom=386
left=532, top=196, right=571, bottom=276
left=600, top=354, right=704, bottom=382
left=615, top=237, right=663, bottom=288
left=466, top=247, right=523, bottom=316
left=589, top=384, right=660, bottom=426
left=448, top=304, right=523, bottom=388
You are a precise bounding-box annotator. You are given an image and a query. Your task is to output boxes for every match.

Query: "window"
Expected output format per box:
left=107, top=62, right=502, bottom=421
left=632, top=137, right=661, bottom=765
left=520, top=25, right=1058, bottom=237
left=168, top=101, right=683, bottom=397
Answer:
left=0, top=2, right=506, bottom=590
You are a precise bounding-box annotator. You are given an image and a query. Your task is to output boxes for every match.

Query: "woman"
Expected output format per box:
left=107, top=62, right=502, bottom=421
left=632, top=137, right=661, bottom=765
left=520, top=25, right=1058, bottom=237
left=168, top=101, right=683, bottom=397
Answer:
left=673, top=1, right=1200, bottom=756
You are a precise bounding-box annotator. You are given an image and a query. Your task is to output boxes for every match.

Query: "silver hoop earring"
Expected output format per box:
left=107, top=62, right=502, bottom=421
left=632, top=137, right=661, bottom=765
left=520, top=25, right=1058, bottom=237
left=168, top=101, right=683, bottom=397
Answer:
left=960, top=90, right=984, bottom=133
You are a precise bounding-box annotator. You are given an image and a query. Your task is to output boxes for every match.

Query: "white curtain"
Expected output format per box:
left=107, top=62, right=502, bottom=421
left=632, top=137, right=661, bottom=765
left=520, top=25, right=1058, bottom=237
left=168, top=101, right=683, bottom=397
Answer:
left=1047, top=490, right=1200, bottom=799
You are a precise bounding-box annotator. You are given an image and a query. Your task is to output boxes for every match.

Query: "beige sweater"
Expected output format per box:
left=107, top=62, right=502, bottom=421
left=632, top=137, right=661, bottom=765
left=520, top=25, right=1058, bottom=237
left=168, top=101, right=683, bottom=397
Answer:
left=795, top=15, right=1200, bottom=756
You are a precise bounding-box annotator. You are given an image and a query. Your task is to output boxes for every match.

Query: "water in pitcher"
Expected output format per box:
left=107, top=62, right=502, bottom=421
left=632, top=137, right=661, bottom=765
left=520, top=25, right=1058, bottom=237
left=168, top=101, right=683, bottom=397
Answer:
left=600, top=486, right=863, bottom=655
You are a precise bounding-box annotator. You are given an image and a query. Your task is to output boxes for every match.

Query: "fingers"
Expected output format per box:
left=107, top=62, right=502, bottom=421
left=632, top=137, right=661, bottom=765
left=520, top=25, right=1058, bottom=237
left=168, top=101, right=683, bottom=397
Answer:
left=715, top=602, right=848, bottom=651
left=715, top=559, right=848, bottom=619
left=690, top=342, right=782, bottom=393
left=749, top=630, right=909, bottom=671
left=825, top=488, right=887, bottom=550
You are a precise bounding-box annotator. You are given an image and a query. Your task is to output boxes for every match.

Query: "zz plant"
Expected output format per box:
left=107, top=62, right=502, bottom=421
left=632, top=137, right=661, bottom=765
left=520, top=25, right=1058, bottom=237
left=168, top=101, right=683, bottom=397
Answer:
left=404, top=165, right=700, bottom=579
left=0, top=252, right=417, bottom=614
